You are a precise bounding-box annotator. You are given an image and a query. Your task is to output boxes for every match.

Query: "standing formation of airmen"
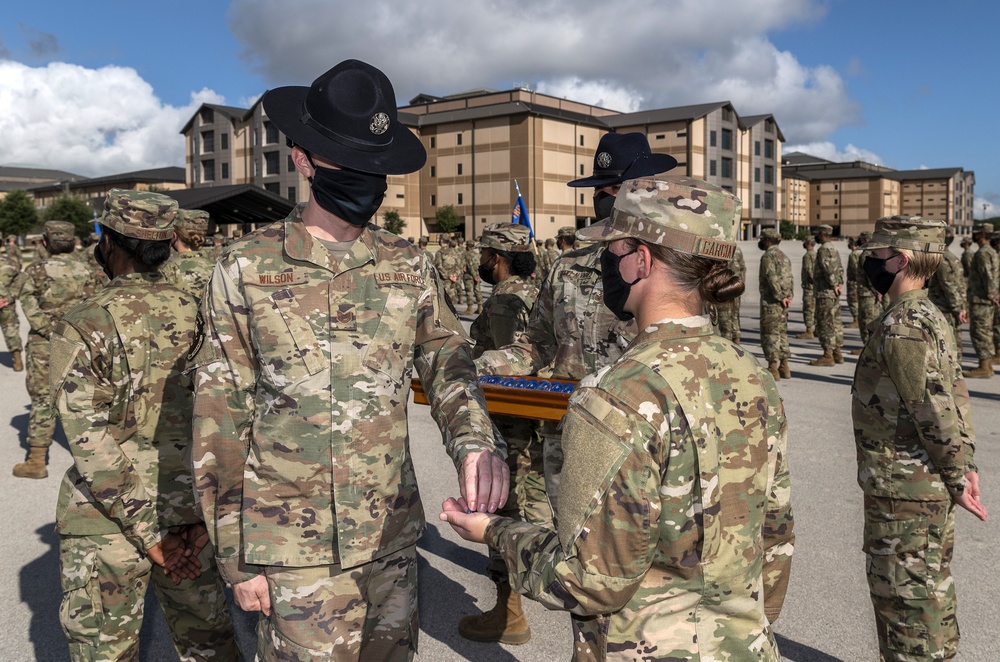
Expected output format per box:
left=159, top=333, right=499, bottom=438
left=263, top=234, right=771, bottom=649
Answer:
left=0, top=56, right=991, bottom=662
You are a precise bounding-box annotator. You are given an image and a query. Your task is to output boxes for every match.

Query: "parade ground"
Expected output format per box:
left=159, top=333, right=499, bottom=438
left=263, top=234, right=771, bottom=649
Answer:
left=2, top=239, right=997, bottom=661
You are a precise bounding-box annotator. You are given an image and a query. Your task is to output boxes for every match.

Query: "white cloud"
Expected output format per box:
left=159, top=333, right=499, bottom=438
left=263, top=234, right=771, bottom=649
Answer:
left=227, top=0, right=848, bottom=142
left=785, top=141, right=884, bottom=166
left=975, top=197, right=999, bottom=219
left=0, top=61, right=223, bottom=177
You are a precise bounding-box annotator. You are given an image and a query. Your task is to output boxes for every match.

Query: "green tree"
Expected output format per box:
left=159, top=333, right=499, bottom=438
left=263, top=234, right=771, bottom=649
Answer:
left=434, top=204, right=462, bottom=234
left=0, top=190, right=39, bottom=237
left=382, top=209, right=406, bottom=235
left=42, top=194, right=95, bottom=237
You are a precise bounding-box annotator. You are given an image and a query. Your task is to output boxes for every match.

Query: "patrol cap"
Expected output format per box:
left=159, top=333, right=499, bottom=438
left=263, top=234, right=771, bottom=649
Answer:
left=477, top=222, right=532, bottom=252
left=44, top=220, right=75, bottom=242
left=556, top=226, right=577, bottom=239
left=864, top=215, right=946, bottom=254
left=575, top=175, right=739, bottom=261
left=859, top=231, right=872, bottom=241
left=176, top=208, right=209, bottom=234
left=99, top=188, right=178, bottom=240
left=760, top=228, right=781, bottom=241
left=815, top=224, right=833, bottom=235
left=974, top=222, right=994, bottom=235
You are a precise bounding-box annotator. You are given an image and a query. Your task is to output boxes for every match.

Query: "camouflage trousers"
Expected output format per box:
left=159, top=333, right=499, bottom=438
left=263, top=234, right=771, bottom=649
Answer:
left=26, top=334, right=56, bottom=448
left=847, top=283, right=858, bottom=319
left=539, top=420, right=564, bottom=524
left=863, top=496, right=958, bottom=662
left=486, top=416, right=552, bottom=583
left=760, top=302, right=789, bottom=363
left=968, top=303, right=996, bottom=360
left=0, top=303, right=21, bottom=353
left=59, top=532, right=237, bottom=661
left=443, top=277, right=464, bottom=307
left=716, top=297, right=741, bottom=344
left=461, top=274, right=482, bottom=308
left=993, top=304, right=1000, bottom=353
left=802, top=288, right=816, bottom=330
left=815, top=295, right=844, bottom=351
left=858, top=295, right=881, bottom=345
left=258, top=545, right=418, bottom=662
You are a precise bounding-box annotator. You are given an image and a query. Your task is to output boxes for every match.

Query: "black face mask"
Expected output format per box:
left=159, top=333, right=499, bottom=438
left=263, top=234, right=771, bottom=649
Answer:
left=307, top=158, right=387, bottom=226
left=94, top=240, right=114, bottom=280
left=757, top=239, right=767, bottom=251
left=593, top=190, right=616, bottom=222
left=478, top=255, right=498, bottom=285
left=863, top=254, right=900, bottom=295
left=600, top=247, right=641, bottom=321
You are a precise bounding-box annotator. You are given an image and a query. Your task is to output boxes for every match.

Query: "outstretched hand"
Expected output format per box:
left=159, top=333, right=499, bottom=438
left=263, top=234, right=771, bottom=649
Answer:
left=459, top=450, right=509, bottom=513
left=147, top=531, right=203, bottom=583
left=955, top=471, right=987, bottom=521
left=439, top=497, right=495, bottom=544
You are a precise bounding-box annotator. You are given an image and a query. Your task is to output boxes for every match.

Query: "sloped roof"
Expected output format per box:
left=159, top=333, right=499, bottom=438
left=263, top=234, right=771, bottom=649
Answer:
left=28, top=167, right=185, bottom=193
left=605, top=101, right=738, bottom=128
left=782, top=151, right=835, bottom=166
left=889, top=167, right=964, bottom=181
left=740, top=113, right=786, bottom=141
left=405, top=101, right=610, bottom=129
left=788, top=166, right=892, bottom=181
left=158, top=184, right=295, bottom=227
left=180, top=102, right=251, bottom=134
left=0, top=165, right=84, bottom=192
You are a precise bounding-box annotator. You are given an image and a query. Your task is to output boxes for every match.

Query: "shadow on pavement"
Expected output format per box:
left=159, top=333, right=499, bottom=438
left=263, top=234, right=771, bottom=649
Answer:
left=11, top=409, right=69, bottom=454
left=20, top=524, right=69, bottom=662
left=417, top=525, right=520, bottom=662
left=776, top=633, right=846, bottom=661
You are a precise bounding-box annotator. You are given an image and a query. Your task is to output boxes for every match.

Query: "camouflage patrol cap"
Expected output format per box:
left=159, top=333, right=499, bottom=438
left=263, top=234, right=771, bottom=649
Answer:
left=815, top=224, right=834, bottom=235
left=100, top=188, right=178, bottom=240
left=575, top=175, right=740, bottom=261
left=864, top=215, right=946, bottom=254
left=859, top=231, right=873, bottom=241
left=176, top=208, right=209, bottom=234
left=477, top=222, right=532, bottom=252
left=557, top=226, right=577, bottom=239
left=760, top=228, right=781, bottom=241
left=974, top=222, right=994, bottom=235
left=44, top=221, right=75, bottom=242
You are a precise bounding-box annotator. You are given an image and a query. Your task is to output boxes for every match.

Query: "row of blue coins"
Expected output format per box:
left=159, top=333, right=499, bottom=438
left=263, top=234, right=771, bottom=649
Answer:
left=479, top=375, right=576, bottom=394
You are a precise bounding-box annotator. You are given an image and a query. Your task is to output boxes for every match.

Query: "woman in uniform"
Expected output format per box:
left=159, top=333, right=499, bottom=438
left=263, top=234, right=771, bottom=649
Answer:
left=162, top=208, right=214, bottom=304
left=442, top=175, right=795, bottom=661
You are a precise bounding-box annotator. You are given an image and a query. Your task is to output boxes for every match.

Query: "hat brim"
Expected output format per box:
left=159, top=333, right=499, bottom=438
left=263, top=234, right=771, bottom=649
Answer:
left=575, top=219, right=624, bottom=242
left=567, top=153, right=678, bottom=188
left=263, top=86, right=426, bottom=176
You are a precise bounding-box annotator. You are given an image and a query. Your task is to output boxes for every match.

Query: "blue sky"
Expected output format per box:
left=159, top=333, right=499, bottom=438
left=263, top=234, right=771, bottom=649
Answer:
left=1, top=0, right=997, bottom=217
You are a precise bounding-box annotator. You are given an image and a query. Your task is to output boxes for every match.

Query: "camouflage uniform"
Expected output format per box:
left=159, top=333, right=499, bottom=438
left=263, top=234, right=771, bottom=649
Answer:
left=927, top=247, right=966, bottom=345
left=715, top=243, right=744, bottom=343
left=486, top=177, right=794, bottom=661
left=191, top=205, right=503, bottom=660
left=18, top=223, right=98, bottom=458
left=851, top=217, right=977, bottom=661
left=460, top=242, right=483, bottom=312
left=0, top=243, right=23, bottom=355
left=814, top=229, right=845, bottom=359
left=477, top=242, right=635, bottom=517
left=856, top=233, right=882, bottom=346
left=161, top=208, right=214, bottom=304
left=435, top=241, right=466, bottom=307
left=966, top=226, right=998, bottom=362
left=759, top=234, right=793, bottom=373
left=800, top=243, right=817, bottom=335
left=50, top=192, right=236, bottom=661
left=846, top=244, right=862, bottom=325
left=960, top=243, right=974, bottom=279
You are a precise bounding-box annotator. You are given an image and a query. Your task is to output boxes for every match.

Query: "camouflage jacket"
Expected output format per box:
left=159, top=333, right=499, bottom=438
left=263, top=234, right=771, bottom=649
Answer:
left=435, top=246, right=466, bottom=282
left=162, top=249, right=215, bottom=303
left=855, top=252, right=879, bottom=300
left=191, top=206, right=502, bottom=581
left=731, top=244, right=746, bottom=281
left=0, top=257, right=20, bottom=300
left=961, top=247, right=974, bottom=279
left=476, top=243, right=636, bottom=380
left=759, top=246, right=793, bottom=305
left=851, top=290, right=976, bottom=500
left=20, top=252, right=98, bottom=338
left=800, top=247, right=816, bottom=291
left=967, top=243, right=999, bottom=303
left=50, top=273, right=202, bottom=552
left=813, top=242, right=843, bottom=298
left=462, top=248, right=480, bottom=279
left=470, top=276, right=537, bottom=357
left=846, top=249, right=861, bottom=295
left=927, top=250, right=966, bottom=315
left=486, top=318, right=794, bottom=661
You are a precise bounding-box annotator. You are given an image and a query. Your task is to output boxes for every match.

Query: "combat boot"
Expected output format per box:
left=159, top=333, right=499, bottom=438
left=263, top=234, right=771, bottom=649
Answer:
left=796, top=328, right=815, bottom=339
left=809, top=350, right=835, bottom=367
left=779, top=359, right=792, bottom=379
left=458, top=581, right=531, bottom=645
left=966, top=358, right=993, bottom=379
left=832, top=347, right=844, bottom=364
left=12, top=446, right=48, bottom=479
left=474, top=305, right=482, bottom=315
left=11, top=349, right=23, bottom=372
left=846, top=318, right=859, bottom=329
left=767, top=362, right=781, bottom=380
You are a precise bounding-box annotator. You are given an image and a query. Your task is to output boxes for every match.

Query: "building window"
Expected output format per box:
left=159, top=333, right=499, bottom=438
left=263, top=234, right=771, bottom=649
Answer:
left=396, top=194, right=404, bottom=199
left=220, top=133, right=229, bottom=150
left=202, top=159, right=215, bottom=182
left=765, top=119, right=774, bottom=133
left=710, top=130, right=717, bottom=147
left=710, top=160, right=717, bottom=176
left=721, top=157, right=732, bottom=179
left=264, top=120, right=279, bottom=144
left=430, top=165, right=436, bottom=177
left=430, top=137, right=436, bottom=148
left=457, top=163, right=463, bottom=175
left=833, top=212, right=838, bottom=220
left=431, top=194, right=436, bottom=206
left=755, top=141, right=760, bottom=156
left=580, top=164, right=584, bottom=175
left=721, top=129, right=732, bottom=150
left=580, top=193, right=584, bottom=204
left=580, top=135, right=584, bottom=146
left=254, top=128, right=259, bottom=146
left=458, top=193, right=463, bottom=204
left=764, top=165, right=774, bottom=184
left=754, top=194, right=761, bottom=209
left=764, top=190, right=773, bottom=210
left=834, top=199, right=838, bottom=205
left=200, top=107, right=214, bottom=124
left=722, top=107, right=733, bottom=121
left=287, top=155, right=294, bottom=172
left=221, top=162, right=229, bottom=180
left=765, top=139, right=774, bottom=158
left=264, top=182, right=280, bottom=195
left=201, top=131, right=215, bottom=153
left=288, top=186, right=296, bottom=203
left=754, top=167, right=760, bottom=183
left=264, top=151, right=280, bottom=175
left=656, top=134, right=665, bottom=140
left=457, top=133, right=463, bottom=145
left=677, top=131, right=687, bottom=137
left=834, top=183, right=839, bottom=190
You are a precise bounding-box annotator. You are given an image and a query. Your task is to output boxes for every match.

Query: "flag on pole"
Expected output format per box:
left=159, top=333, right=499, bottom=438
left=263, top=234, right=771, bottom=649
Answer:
left=511, top=180, right=534, bottom=240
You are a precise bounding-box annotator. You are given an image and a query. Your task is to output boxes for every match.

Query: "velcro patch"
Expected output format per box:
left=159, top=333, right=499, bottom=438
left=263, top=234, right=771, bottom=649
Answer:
left=374, top=272, right=426, bottom=288
left=256, top=272, right=309, bottom=286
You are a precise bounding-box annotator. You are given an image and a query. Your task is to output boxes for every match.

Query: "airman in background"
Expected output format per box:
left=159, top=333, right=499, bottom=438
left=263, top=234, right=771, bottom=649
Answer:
left=965, top=222, right=998, bottom=378
left=435, top=236, right=467, bottom=310
left=161, top=208, right=214, bottom=304
left=797, top=238, right=817, bottom=338
left=716, top=243, right=745, bottom=343
left=758, top=228, right=794, bottom=379
left=927, top=227, right=968, bottom=347
left=0, top=235, right=24, bottom=371
left=960, top=236, right=974, bottom=279
left=810, top=224, right=845, bottom=366
left=845, top=237, right=861, bottom=328
left=852, top=231, right=882, bottom=354
left=461, top=239, right=483, bottom=314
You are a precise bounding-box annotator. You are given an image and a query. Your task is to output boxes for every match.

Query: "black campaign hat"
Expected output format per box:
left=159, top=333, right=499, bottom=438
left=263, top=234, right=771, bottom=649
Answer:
left=567, top=132, right=677, bottom=188
left=262, top=59, right=426, bottom=175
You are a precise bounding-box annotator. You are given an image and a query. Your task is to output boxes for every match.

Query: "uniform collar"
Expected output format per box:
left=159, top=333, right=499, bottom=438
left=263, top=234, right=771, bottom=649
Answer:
left=633, top=315, right=715, bottom=344
left=283, top=204, right=376, bottom=273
